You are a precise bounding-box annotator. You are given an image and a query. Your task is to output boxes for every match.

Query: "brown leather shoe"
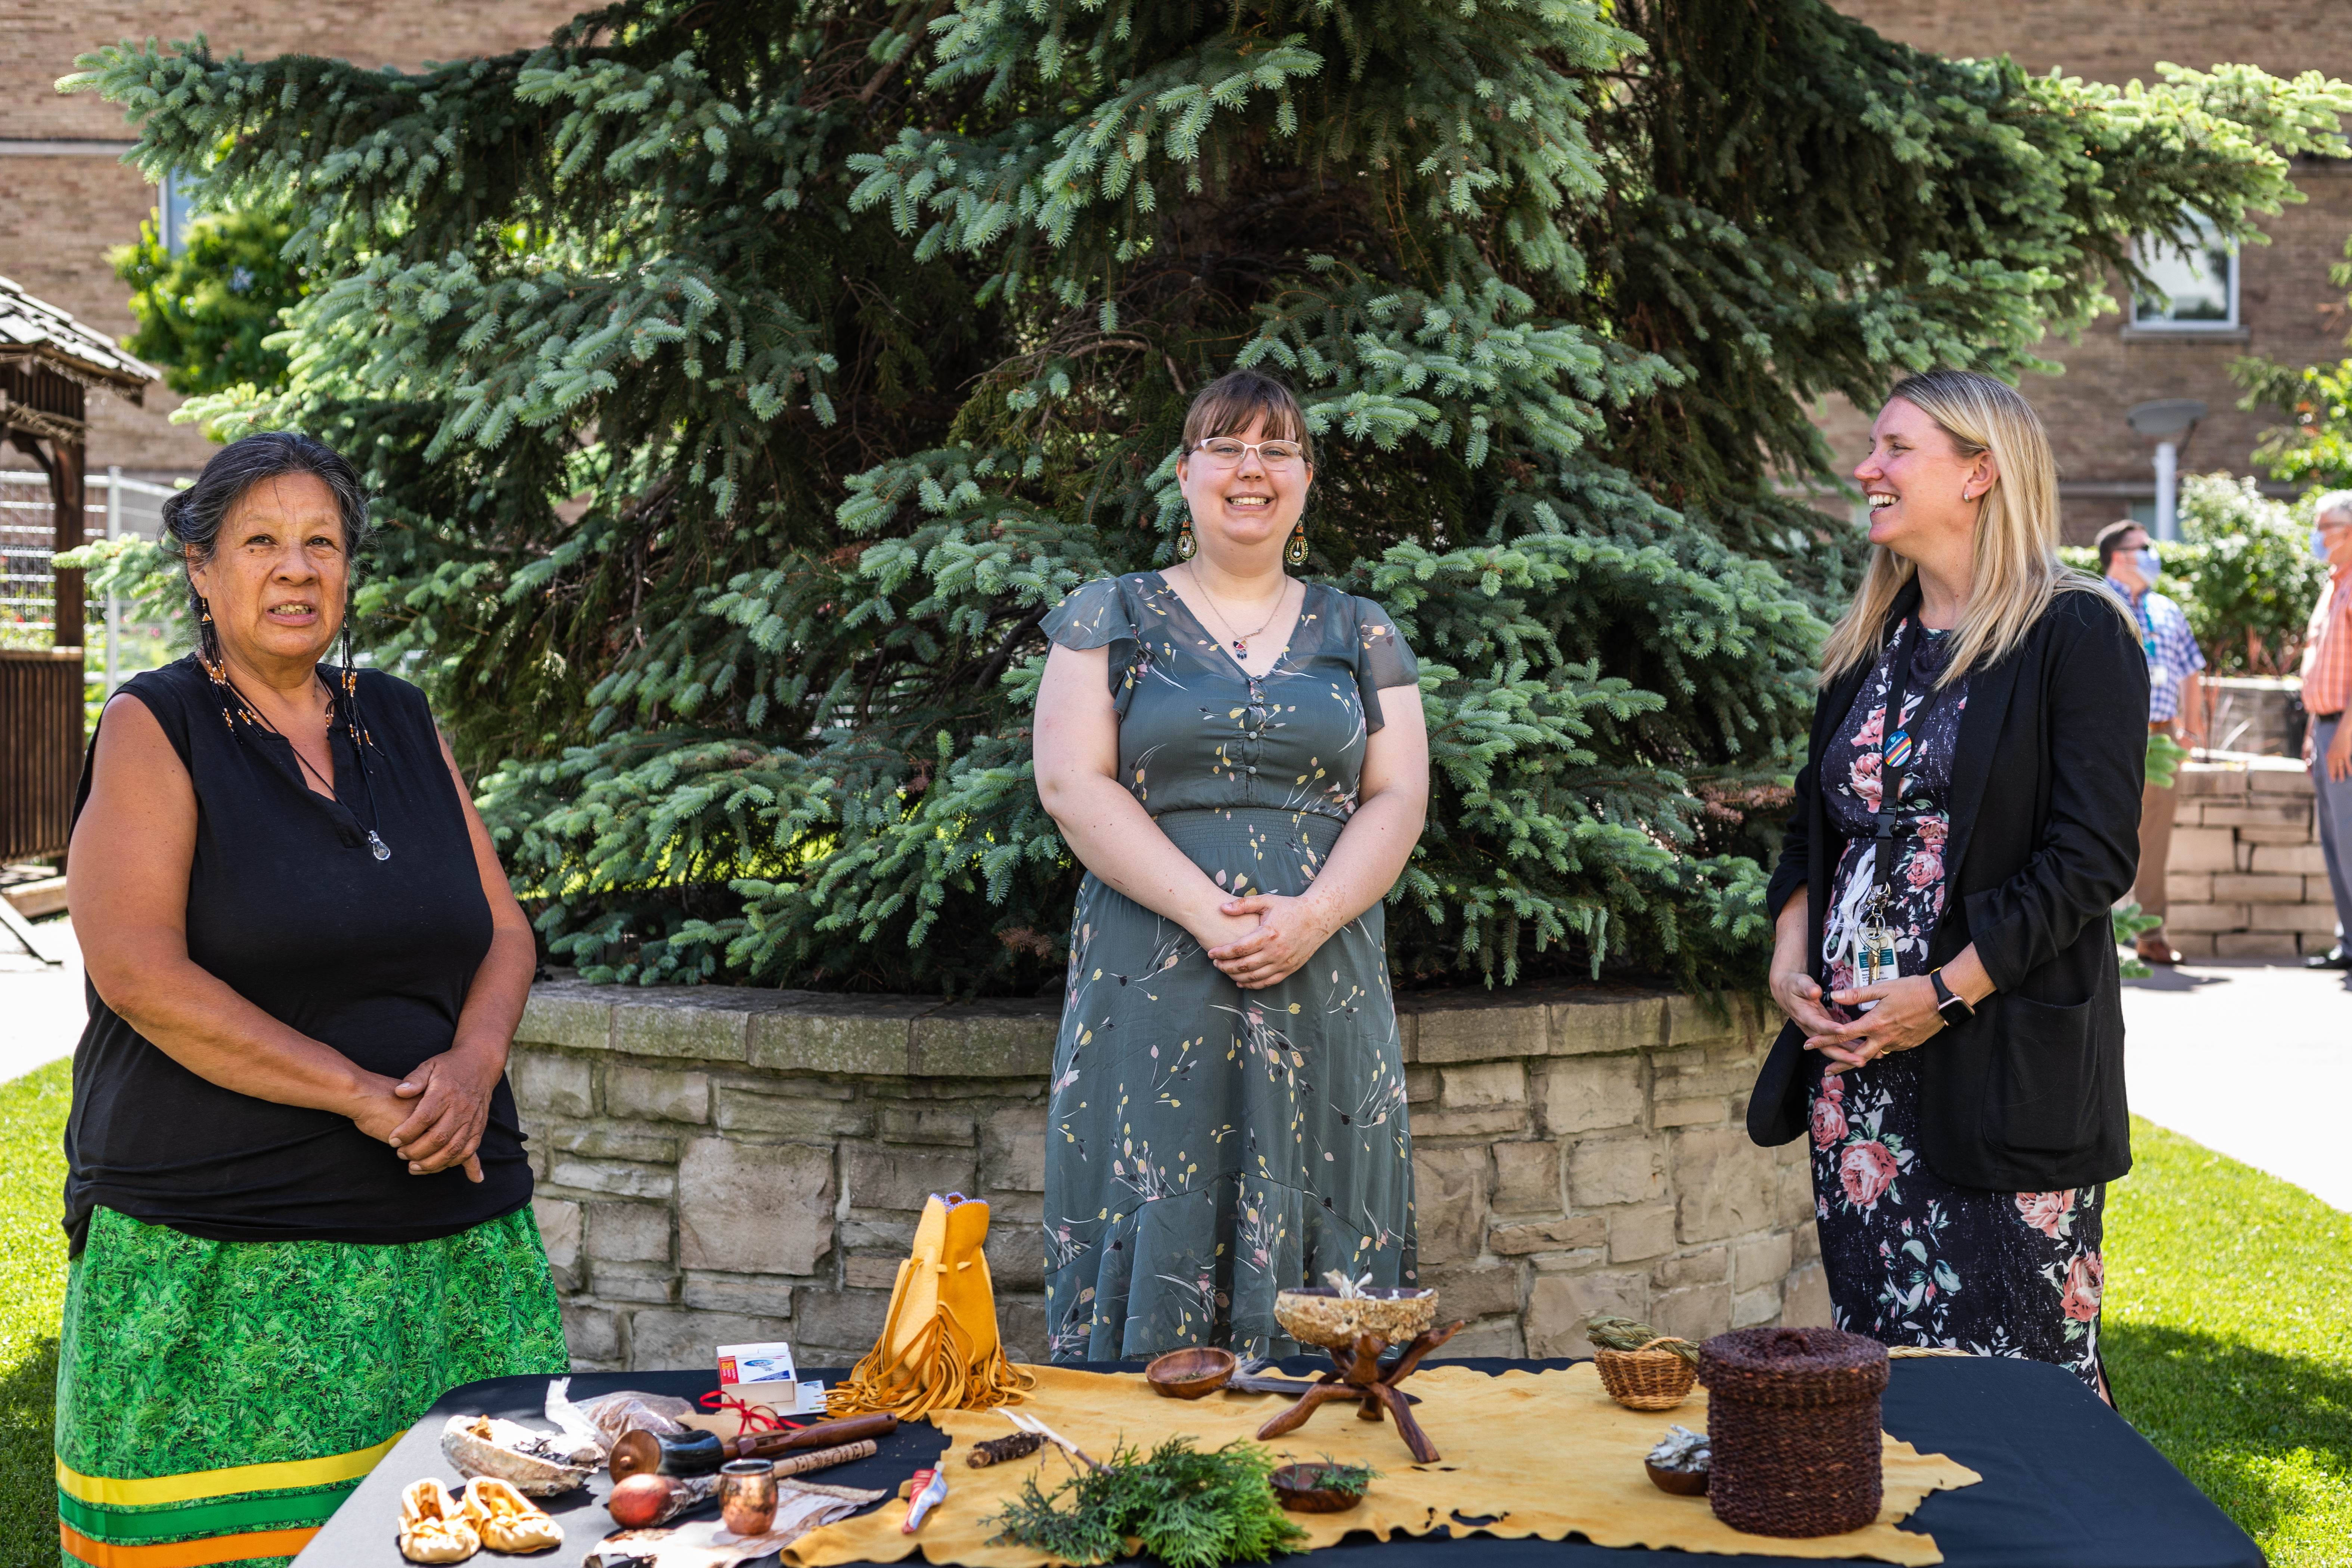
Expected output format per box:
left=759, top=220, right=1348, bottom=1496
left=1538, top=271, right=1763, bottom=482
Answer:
left=2136, top=937, right=2182, bottom=966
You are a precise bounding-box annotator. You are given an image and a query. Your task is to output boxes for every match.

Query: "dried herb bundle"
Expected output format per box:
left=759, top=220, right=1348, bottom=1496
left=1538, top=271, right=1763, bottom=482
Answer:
left=1586, top=1315, right=1701, bottom=1364
left=987, top=1437, right=1307, bottom=1568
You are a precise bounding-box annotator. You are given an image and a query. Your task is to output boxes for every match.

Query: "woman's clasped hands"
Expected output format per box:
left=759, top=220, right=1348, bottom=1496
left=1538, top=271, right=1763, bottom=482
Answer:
left=1205, top=892, right=1338, bottom=989
left=1769, top=962, right=1946, bottom=1077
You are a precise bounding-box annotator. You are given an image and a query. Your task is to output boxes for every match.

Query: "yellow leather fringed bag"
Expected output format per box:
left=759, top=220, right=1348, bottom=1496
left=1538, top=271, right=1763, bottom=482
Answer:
left=828, top=1192, right=1033, bottom=1419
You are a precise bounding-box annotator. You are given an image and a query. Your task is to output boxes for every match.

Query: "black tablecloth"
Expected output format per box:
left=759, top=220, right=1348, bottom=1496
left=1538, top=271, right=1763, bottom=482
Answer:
left=296, top=1357, right=2260, bottom=1568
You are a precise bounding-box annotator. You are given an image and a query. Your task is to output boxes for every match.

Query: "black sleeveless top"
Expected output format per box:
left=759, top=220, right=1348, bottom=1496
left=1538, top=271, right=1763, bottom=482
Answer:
left=63, top=656, right=533, bottom=1253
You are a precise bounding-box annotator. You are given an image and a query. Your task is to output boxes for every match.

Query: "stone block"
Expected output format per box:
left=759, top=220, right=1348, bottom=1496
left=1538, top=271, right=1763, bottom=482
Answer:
left=1440, top=1062, right=1527, bottom=1108
left=2201, top=802, right=2311, bottom=828
left=981, top=1103, right=1050, bottom=1193
left=1661, top=993, right=1743, bottom=1049
left=590, top=1266, right=677, bottom=1304
left=1570, top=1136, right=1666, bottom=1208
left=678, top=1139, right=835, bottom=1276
left=2171, top=933, right=2218, bottom=959
left=2172, top=766, right=2240, bottom=798
left=1791, top=1220, right=1820, bottom=1263
left=2248, top=901, right=2341, bottom=934
left=587, top=1201, right=674, bottom=1265
left=910, top=999, right=1058, bottom=1077
left=2212, top=873, right=2309, bottom=903
left=1490, top=1215, right=1607, bottom=1255
left=1653, top=1097, right=1727, bottom=1128
left=2218, top=932, right=2301, bottom=959
left=2163, top=873, right=2212, bottom=905
left=509, top=1051, right=593, bottom=1119
left=1670, top=1128, right=1778, bottom=1244
left=2165, top=827, right=2238, bottom=872
left=1446, top=1319, right=1526, bottom=1358
left=714, top=1089, right=874, bottom=1140
left=552, top=1128, right=679, bottom=1164
left=1734, top=1232, right=1795, bottom=1292
left=630, top=1309, right=794, bottom=1372
left=1781, top=1262, right=1833, bottom=1327
left=999, top=1299, right=1049, bottom=1365
left=1609, top=1206, right=1676, bottom=1263
left=1408, top=995, right=1546, bottom=1064
left=683, top=1275, right=795, bottom=1315
left=985, top=1217, right=1046, bottom=1292
left=562, top=1301, right=620, bottom=1364
left=2237, top=825, right=2312, bottom=846
left=844, top=1146, right=978, bottom=1214
left=846, top=1254, right=905, bottom=1291
left=2247, top=767, right=2317, bottom=796
left=2163, top=903, right=2249, bottom=934
left=1652, top=1247, right=1726, bottom=1288
left=1732, top=1283, right=1782, bottom=1329
left=1649, top=1283, right=1731, bottom=1344
left=2313, top=876, right=2348, bottom=905
left=608, top=1063, right=711, bottom=1124
left=1539, top=1056, right=1645, bottom=1135
left=612, top=990, right=775, bottom=1062
left=1420, top=1264, right=1521, bottom=1322
left=534, top=1197, right=582, bottom=1270
left=1548, top=994, right=1667, bottom=1057
left=793, top=1290, right=894, bottom=1358
left=1524, top=1271, right=1646, bottom=1358
left=516, top=982, right=612, bottom=1051
left=880, top=1106, right=979, bottom=1146
left=1491, top=1141, right=1561, bottom=1214
left=1411, top=1146, right=1490, bottom=1266
left=1410, top=1105, right=1529, bottom=1138
left=549, top=1158, right=676, bottom=1201
left=1776, top=1162, right=1816, bottom=1228
left=1405, top=1066, right=1440, bottom=1105
left=747, top=996, right=927, bottom=1075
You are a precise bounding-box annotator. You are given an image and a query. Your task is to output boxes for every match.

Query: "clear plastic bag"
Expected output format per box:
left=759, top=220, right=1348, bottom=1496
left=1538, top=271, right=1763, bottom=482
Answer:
left=545, top=1377, right=695, bottom=1455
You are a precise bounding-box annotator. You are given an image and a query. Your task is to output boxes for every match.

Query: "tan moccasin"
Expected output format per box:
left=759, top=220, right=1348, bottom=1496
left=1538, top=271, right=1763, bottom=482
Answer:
left=462, top=1475, right=565, bottom=1554
left=398, top=1477, right=481, bottom=1563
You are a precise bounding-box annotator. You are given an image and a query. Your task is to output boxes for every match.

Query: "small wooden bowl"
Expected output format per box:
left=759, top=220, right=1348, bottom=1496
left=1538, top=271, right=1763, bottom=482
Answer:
left=1146, top=1346, right=1236, bottom=1399
left=1645, top=1459, right=1710, bottom=1497
left=1270, top=1464, right=1367, bottom=1512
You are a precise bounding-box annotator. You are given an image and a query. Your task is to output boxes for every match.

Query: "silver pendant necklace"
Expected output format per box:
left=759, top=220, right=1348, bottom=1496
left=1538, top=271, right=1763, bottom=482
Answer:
left=215, top=664, right=392, bottom=861
left=1189, top=566, right=1292, bottom=659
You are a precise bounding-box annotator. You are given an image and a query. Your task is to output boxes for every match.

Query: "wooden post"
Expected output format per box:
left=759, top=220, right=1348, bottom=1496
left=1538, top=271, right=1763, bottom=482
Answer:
left=50, top=436, right=85, bottom=649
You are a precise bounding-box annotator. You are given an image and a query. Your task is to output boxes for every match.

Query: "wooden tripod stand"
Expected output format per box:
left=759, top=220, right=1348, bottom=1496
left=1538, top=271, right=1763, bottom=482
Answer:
left=1254, top=1319, right=1467, bottom=1462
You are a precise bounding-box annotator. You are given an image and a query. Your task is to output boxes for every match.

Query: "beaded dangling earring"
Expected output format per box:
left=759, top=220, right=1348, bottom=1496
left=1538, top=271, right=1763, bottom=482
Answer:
left=1176, top=521, right=1197, bottom=561
left=1286, top=521, right=1308, bottom=567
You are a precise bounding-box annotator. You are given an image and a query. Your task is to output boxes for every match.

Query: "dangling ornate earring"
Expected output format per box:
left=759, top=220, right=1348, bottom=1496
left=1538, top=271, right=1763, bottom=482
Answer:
left=1176, top=521, right=1197, bottom=561
left=1286, top=521, right=1309, bottom=567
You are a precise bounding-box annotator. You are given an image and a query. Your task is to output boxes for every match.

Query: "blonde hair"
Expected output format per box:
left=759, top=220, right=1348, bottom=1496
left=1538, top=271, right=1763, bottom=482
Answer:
left=1820, top=369, right=2130, bottom=689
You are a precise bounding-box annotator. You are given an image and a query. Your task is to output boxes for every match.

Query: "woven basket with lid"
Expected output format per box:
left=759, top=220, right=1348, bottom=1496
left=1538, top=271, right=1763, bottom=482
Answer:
left=1698, top=1327, right=1889, bottom=1538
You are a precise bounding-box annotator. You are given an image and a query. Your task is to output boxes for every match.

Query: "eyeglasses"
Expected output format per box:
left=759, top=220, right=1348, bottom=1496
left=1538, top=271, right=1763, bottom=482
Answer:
left=1192, top=438, right=1307, bottom=471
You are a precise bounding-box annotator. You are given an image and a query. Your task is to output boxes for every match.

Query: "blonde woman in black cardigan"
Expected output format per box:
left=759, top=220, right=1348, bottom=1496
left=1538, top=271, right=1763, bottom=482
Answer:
left=1749, top=369, right=2145, bottom=1398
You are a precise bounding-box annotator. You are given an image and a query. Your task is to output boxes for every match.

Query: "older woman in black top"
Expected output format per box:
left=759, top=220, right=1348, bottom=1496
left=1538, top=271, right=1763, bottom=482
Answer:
left=58, top=433, right=563, bottom=1564
left=1749, top=370, right=2145, bottom=1398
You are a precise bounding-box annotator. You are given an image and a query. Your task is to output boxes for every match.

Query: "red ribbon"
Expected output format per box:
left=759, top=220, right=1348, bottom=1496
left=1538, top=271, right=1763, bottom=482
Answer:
left=699, top=1390, right=800, bottom=1434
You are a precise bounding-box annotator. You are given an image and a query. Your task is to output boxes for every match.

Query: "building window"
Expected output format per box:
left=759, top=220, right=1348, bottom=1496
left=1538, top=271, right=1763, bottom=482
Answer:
left=158, top=170, right=198, bottom=256
left=2131, top=220, right=2237, bottom=330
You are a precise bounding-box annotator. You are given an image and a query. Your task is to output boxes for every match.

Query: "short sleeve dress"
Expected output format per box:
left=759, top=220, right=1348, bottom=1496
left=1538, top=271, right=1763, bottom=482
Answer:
left=1039, top=572, right=1422, bottom=1362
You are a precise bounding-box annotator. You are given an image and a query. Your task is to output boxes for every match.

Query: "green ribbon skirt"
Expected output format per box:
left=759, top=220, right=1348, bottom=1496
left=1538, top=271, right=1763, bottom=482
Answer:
left=53, top=1205, right=566, bottom=1568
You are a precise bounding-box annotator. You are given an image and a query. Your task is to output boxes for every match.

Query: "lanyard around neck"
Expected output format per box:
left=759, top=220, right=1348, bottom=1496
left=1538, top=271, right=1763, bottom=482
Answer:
left=1870, top=620, right=1923, bottom=906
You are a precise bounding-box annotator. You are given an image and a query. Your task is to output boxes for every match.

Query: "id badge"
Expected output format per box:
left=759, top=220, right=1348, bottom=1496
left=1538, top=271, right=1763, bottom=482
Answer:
left=1855, top=918, right=1899, bottom=1002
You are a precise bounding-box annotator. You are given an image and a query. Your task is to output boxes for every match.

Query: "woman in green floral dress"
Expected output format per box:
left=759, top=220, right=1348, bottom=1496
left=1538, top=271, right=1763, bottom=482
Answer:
left=1031, top=370, right=1430, bottom=1361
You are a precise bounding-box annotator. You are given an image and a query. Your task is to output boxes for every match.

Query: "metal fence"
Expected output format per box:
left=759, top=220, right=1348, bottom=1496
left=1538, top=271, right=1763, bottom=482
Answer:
left=0, top=466, right=181, bottom=686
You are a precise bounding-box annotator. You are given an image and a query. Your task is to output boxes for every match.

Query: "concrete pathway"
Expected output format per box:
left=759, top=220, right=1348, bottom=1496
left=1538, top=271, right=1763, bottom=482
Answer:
left=2122, top=957, right=2352, bottom=1210
left=0, top=914, right=82, bottom=1086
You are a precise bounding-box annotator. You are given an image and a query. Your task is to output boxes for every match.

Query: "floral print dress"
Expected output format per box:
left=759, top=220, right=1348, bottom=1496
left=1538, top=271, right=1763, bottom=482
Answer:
left=1808, top=620, right=2107, bottom=1392
left=1039, top=574, right=1420, bottom=1363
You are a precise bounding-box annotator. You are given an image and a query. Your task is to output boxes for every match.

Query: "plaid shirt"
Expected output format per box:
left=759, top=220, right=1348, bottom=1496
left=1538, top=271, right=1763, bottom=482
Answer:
left=2107, top=581, right=2204, bottom=722
left=2304, top=566, right=2352, bottom=718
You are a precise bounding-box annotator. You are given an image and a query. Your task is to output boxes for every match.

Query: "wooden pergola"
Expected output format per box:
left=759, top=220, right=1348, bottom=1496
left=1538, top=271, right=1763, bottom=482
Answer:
left=0, top=276, right=155, bottom=862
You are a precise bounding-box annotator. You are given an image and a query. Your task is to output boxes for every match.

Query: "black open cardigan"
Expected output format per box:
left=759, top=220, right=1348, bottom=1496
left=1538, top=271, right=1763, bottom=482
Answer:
left=1747, top=576, right=2150, bottom=1192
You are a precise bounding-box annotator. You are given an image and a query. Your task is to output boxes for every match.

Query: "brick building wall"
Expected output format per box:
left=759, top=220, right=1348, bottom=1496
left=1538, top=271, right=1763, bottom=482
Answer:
left=1822, top=1, right=2352, bottom=540
left=0, top=0, right=580, bottom=479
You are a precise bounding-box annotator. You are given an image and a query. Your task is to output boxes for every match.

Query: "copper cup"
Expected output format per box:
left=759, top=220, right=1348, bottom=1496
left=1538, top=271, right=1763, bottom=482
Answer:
left=719, top=1457, right=778, bottom=1537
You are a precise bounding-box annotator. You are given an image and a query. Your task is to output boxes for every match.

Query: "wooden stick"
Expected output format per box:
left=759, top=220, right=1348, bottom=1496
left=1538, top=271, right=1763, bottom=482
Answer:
left=770, top=1440, right=877, bottom=1478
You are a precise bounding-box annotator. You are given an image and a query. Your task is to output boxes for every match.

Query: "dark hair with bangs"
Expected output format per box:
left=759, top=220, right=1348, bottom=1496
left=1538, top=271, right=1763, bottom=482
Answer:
left=1180, top=369, right=1314, bottom=466
left=161, top=431, right=374, bottom=632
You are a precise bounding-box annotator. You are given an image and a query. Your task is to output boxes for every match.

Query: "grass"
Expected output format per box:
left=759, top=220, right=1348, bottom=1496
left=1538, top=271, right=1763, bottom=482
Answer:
left=0, top=1083, right=2342, bottom=1562
left=2106, top=1115, right=2352, bottom=1567
left=0, top=1059, right=70, bottom=1568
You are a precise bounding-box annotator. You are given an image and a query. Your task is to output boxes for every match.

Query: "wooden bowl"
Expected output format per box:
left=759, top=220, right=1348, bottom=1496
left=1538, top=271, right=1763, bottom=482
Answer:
left=1146, top=1346, right=1236, bottom=1399
left=1272, top=1286, right=1437, bottom=1349
left=1645, top=1459, right=1709, bottom=1497
left=1270, top=1464, right=1367, bottom=1512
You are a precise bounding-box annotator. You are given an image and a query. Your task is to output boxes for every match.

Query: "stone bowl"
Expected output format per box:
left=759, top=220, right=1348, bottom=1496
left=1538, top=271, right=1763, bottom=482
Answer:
left=1273, top=1286, right=1437, bottom=1349
left=1145, top=1346, right=1236, bottom=1399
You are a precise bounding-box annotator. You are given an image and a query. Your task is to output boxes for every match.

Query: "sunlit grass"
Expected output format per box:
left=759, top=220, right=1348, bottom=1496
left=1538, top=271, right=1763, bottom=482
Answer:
left=0, top=1059, right=71, bottom=1564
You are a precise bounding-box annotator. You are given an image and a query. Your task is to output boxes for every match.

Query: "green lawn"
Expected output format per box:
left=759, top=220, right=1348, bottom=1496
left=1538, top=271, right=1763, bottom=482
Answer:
left=0, top=1059, right=70, bottom=1568
left=0, top=1080, right=2344, bottom=1563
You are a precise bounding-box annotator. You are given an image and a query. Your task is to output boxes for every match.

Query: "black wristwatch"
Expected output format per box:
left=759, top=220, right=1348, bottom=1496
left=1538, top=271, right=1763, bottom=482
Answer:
left=1929, top=969, right=1974, bottom=1027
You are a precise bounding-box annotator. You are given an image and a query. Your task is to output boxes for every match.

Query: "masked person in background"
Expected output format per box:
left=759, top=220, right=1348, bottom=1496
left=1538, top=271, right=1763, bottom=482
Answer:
left=2299, top=492, right=2352, bottom=970
left=2095, top=520, right=2206, bottom=966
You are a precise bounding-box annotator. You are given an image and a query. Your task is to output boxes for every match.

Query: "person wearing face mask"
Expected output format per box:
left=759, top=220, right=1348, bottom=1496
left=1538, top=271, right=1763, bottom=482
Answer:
left=1751, top=370, right=2145, bottom=1398
left=2094, top=519, right=2206, bottom=965
left=2297, top=492, right=2352, bottom=969
left=1030, top=369, right=1431, bottom=1361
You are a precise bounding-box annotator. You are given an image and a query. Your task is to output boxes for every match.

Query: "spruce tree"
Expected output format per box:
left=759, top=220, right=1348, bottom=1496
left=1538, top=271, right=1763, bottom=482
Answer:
left=68, top=1, right=2350, bottom=994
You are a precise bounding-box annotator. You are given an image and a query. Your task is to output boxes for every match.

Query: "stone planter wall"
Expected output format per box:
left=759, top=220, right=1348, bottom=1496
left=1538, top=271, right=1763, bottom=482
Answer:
left=509, top=978, right=1823, bottom=1375
left=2161, top=756, right=2339, bottom=960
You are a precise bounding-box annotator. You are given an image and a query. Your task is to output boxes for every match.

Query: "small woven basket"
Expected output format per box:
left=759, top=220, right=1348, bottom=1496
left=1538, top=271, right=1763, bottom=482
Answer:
left=1593, top=1339, right=1697, bottom=1410
left=1698, top=1327, right=1889, bottom=1538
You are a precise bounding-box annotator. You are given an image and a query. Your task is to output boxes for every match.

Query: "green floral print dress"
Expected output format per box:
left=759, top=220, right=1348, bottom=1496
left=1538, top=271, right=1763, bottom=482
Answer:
left=1040, top=573, right=1421, bottom=1363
